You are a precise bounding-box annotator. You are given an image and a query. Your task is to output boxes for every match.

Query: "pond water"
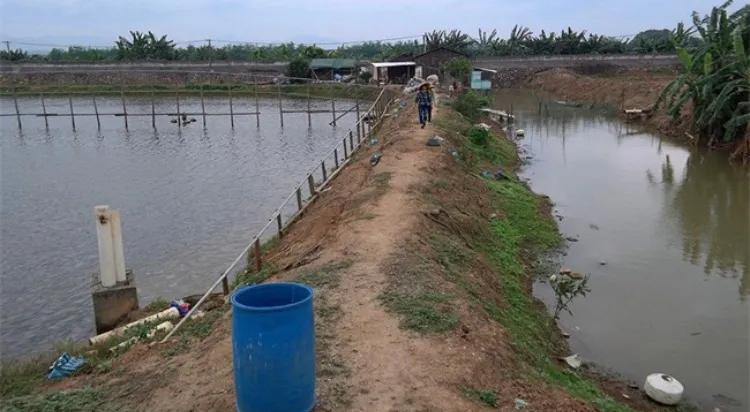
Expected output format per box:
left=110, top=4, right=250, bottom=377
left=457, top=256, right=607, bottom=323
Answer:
left=0, top=95, right=358, bottom=359
left=492, top=89, right=749, bottom=411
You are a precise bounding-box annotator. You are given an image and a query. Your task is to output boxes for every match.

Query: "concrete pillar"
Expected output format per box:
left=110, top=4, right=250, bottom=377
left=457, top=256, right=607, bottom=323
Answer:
left=110, top=210, right=127, bottom=283
left=92, top=205, right=138, bottom=333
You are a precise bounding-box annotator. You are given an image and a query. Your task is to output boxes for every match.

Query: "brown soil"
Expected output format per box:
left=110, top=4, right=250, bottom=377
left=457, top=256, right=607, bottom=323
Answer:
left=527, top=68, right=693, bottom=142
left=49, top=95, right=649, bottom=411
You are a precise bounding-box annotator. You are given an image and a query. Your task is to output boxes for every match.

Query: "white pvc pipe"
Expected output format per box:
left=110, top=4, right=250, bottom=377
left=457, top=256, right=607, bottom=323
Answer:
left=94, top=205, right=116, bottom=288
left=89, top=307, right=179, bottom=345
left=109, top=210, right=127, bottom=283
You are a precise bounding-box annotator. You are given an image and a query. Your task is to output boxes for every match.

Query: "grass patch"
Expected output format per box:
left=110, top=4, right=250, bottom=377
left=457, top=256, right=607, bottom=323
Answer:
left=463, top=387, right=499, bottom=408
left=232, top=263, right=277, bottom=290
left=174, top=307, right=225, bottom=340
left=0, top=386, right=117, bottom=412
left=380, top=291, right=458, bottom=333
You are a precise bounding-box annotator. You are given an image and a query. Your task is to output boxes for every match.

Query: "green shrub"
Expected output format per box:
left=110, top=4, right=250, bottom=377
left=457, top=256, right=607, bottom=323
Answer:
left=467, top=126, right=489, bottom=146
left=453, top=90, right=489, bottom=120
left=287, top=58, right=310, bottom=81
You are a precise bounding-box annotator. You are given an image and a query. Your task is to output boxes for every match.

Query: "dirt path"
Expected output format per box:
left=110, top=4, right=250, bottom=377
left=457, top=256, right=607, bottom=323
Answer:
left=67, top=94, right=609, bottom=411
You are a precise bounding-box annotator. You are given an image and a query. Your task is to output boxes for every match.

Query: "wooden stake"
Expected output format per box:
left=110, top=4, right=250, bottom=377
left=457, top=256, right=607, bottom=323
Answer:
left=68, top=96, right=76, bottom=131
left=221, top=276, right=230, bottom=295
left=254, top=238, right=262, bottom=272
left=277, top=82, right=283, bottom=128
left=93, top=96, right=101, bottom=130
left=334, top=148, right=339, bottom=168
left=176, top=91, right=181, bottom=129
left=307, top=174, right=316, bottom=196
left=276, top=213, right=283, bottom=238
left=12, top=87, right=21, bottom=130
left=200, top=85, right=206, bottom=127
left=254, top=77, right=260, bottom=128
left=150, top=91, right=155, bottom=129
left=229, top=86, right=234, bottom=129
left=343, top=138, right=348, bottom=159
left=40, top=94, right=48, bottom=129
left=321, top=160, right=327, bottom=181
left=331, top=99, right=336, bottom=126
left=119, top=78, right=128, bottom=130
left=349, top=130, right=354, bottom=151
left=296, top=187, right=303, bottom=210
left=307, top=84, right=312, bottom=128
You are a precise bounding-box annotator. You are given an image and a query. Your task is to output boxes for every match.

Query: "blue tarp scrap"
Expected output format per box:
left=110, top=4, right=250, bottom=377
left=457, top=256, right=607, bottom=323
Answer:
left=47, top=352, right=86, bottom=380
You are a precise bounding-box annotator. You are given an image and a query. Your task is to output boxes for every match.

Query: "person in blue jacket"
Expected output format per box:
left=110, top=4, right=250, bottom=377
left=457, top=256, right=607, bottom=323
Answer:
left=415, top=83, right=432, bottom=129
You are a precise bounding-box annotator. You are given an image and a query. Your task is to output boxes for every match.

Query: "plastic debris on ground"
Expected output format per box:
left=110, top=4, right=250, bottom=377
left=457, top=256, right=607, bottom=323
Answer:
left=563, top=353, right=583, bottom=369
left=426, top=135, right=444, bottom=147
left=171, top=299, right=191, bottom=317
left=370, top=152, right=382, bottom=166
left=514, top=398, right=528, bottom=410
left=47, top=352, right=86, bottom=380
left=369, top=137, right=379, bottom=146
left=475, top=123, right=491, bottom=131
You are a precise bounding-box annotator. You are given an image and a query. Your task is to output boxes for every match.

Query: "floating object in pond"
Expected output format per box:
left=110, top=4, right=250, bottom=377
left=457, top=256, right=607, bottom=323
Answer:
left=644, top=373, right=684, bottom=405
left=566, top=236, right=579, bottom=242
left=515, top=129, right=525, bottom=136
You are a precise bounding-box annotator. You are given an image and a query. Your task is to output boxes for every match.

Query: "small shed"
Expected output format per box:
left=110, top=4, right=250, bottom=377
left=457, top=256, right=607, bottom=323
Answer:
left=414, top=47, right=468, bottom=77
left=471, top=67, right=496, bottom=90
left=310, top=58, right=357, bottom=80
left=370, top=62, right=417, bottom=84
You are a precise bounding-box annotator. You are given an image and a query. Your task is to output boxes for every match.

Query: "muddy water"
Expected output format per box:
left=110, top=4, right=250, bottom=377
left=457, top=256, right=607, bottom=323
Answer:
left=493, top=89, right=749, bottom=411
left=0, top=95, right=358, bottom=359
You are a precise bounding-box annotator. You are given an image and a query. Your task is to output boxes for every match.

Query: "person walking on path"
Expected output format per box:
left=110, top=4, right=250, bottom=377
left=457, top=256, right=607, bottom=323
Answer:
left=415, top=83, right=432, bottom=129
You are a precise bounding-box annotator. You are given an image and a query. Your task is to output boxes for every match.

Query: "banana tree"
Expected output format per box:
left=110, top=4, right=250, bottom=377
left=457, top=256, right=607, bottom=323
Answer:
left=658, top=1, right=749, bottom=155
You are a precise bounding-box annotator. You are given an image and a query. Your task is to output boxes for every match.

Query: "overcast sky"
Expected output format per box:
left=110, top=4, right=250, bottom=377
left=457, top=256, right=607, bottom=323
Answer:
left=0, top=0, right=740, bottom=49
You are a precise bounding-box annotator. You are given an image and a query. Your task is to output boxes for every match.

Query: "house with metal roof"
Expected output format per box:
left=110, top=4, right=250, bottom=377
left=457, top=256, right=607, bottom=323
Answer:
left=309, top=58, right=357, bottom=80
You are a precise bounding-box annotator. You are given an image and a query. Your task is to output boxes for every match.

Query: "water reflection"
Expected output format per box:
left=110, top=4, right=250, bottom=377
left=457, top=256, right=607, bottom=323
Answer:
left=664, top=153, right=749, bottom=296
left=494, top=88, right=748, bottom=411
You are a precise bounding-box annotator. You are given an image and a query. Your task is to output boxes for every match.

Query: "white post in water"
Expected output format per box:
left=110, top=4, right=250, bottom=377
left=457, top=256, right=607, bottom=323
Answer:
left=110, top=210, right=127, bottom=283
left=95, top=205, right=116, bottom=287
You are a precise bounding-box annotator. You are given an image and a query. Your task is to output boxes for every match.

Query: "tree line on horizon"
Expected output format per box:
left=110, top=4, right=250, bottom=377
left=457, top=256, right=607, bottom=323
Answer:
left=0, top=25, right=705, bottom=63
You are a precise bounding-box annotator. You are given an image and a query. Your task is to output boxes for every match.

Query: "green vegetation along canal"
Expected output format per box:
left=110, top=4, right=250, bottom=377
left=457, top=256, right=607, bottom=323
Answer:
left=493, top=89, right=748, bottom=411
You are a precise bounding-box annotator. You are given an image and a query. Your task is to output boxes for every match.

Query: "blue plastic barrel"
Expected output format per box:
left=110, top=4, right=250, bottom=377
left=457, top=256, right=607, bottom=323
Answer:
left=231, top=282, right=315, bottom=412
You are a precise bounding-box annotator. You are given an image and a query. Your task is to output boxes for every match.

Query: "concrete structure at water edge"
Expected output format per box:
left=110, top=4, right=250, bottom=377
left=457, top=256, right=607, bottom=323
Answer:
left=91, top=205, right=139, bottom=333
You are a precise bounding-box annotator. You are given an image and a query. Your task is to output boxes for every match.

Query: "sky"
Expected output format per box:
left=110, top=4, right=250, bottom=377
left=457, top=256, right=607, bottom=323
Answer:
left=0, top=0, right=741, bottom=50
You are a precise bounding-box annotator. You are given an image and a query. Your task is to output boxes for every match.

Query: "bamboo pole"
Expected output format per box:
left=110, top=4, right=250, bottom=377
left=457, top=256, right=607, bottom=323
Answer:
left=229, top=87, right=235, bottom=129
left=40, top=94, right=48, bottom=129
left=343, top=138, right=348, bottom=159
left=296, top=187, right=303, bottom=210
left=150, top=91, right=155, bottom=129
left=334, top=148, right=339, bottom=168
left=68, top=96, right=76, bottom=131
left=355, top=101, right=361, bottom=143
left=349, top=130, right=354, bottom=151
left=321, top=160, right=327, bottom=181
left=91, top=96, right=102, bottom=130
left=200, top=85, right=206, bottom=127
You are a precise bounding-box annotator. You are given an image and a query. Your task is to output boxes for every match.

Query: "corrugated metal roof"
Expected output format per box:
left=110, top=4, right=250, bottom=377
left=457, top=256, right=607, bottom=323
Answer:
left=310, top=58, right=357, bottom=69
left=371, top=62, right=416, bottom=68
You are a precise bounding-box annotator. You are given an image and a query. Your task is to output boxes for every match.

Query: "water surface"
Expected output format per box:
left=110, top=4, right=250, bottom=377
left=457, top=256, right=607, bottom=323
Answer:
left=1, top=95, right=357, bottom=358
left=493, top=89, right=749, bottom=411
